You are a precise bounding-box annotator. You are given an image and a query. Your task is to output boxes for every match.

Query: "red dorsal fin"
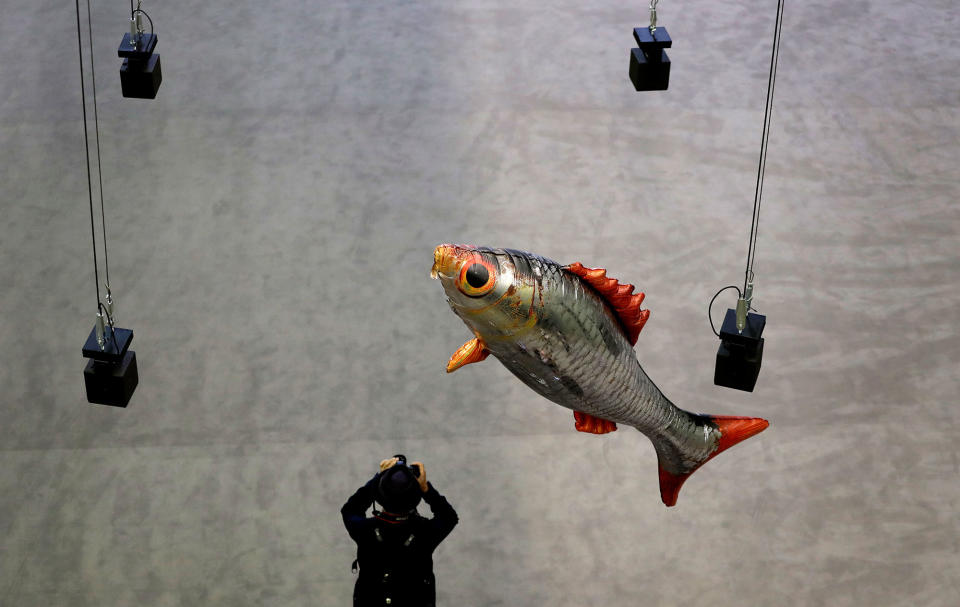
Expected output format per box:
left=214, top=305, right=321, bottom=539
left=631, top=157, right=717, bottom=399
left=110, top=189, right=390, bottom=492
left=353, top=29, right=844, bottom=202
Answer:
left=658, top=415, right=770, bottom=506
left=573, top=411, right=617, bottom=434
left=564, top=262, right=651, bottom=346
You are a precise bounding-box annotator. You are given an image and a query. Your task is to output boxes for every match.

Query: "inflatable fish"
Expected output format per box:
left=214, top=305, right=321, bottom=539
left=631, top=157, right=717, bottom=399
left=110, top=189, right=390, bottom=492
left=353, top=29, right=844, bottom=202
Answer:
left=431, top=245, right=769, bottom=506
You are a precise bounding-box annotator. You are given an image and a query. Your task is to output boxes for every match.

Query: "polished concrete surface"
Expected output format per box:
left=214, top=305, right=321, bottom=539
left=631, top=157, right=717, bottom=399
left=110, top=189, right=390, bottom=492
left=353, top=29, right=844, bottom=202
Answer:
left=1, top=0, right=958, bottom=605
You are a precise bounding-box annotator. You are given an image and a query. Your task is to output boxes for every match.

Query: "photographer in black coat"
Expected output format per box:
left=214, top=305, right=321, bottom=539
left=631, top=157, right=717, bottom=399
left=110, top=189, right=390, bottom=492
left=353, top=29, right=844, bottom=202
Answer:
left=341, top=456, right=458, bottom=607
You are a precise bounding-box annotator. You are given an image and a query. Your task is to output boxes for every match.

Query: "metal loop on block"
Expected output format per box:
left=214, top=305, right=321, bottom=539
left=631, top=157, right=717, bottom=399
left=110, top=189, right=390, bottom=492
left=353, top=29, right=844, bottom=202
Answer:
left=649, top=0, right=660, bottom=33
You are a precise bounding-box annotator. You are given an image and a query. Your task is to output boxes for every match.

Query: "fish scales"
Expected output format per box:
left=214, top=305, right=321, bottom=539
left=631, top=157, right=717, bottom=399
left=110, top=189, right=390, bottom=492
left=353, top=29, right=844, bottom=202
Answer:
left=499, top=253, right=683, bottom=437
left=433, top=244, right=769, bottom=506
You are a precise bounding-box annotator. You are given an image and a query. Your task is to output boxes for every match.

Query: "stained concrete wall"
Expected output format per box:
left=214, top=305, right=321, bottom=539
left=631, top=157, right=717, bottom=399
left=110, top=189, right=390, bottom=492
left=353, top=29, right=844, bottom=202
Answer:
left=1, top=1, right=957, bottom=605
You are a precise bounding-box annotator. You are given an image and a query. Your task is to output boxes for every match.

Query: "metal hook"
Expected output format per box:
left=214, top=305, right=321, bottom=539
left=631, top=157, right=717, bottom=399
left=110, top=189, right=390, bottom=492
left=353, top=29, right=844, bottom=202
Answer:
left=95, top=311, right=106, bottom=350
left=104, top=285, right=116, bottom=328
left=649, top=0, right=660, bottom=33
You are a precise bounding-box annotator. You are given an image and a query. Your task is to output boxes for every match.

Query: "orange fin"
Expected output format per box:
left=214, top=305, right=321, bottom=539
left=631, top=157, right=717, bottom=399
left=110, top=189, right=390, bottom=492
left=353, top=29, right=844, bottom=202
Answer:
left=574, top=411, right=617, bottom=434
left=446, top=337, right=490, bottom=373
left=658, top=415, right=769, bottom=507
left=564, top=262, right=650, bottom=346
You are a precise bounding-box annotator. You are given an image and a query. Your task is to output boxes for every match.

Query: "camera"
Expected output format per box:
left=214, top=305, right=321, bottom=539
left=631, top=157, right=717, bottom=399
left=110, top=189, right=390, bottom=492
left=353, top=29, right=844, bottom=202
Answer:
left=393, top=454, right=421, bottom=479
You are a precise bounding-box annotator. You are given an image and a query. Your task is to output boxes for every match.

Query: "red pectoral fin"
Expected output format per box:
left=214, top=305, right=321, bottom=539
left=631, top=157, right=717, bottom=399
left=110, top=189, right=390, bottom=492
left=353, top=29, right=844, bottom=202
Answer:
left=446, top=337, right=490, bottom=373
left=574, top=411, right=617, bottom=434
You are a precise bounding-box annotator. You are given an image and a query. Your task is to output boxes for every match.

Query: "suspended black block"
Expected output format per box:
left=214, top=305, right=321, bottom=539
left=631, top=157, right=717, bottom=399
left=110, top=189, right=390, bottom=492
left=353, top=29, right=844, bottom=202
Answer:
left=84, top=351, right=139, bottom=408
left=118, top=32, right=157, bottom=58
left=714, top=308, right=765, bottom=392
left=630, top=27, right=672, bottom=91
left=82, top=325, right=133, bottom=363
left=82, top=326, right=138, bottom=407
left=118, top=32, right=161, bottom=99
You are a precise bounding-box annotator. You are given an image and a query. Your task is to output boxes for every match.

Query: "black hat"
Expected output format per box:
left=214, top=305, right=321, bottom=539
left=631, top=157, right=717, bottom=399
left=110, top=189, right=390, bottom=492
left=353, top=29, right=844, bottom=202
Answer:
left=376, top=466, right=422, bottom=513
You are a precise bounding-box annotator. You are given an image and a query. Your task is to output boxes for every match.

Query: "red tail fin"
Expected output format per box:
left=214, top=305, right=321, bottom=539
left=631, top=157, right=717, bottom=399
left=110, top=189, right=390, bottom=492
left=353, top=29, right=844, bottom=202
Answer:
left=658, top=415, right=769, bottom=507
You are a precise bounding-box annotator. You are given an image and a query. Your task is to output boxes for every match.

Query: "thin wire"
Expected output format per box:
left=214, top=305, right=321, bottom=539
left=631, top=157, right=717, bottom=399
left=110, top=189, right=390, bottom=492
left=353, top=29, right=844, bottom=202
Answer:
left=86, top=0, right=110, bottom=289
left=135, top=10, right=154, bottom=36
left=131, top=2, right=154, bottom=36
left=75, top=0, right=101, bottom=310
left=709, top=285, right=742, bottom=337
left=744, top=0, right=785, bottom=294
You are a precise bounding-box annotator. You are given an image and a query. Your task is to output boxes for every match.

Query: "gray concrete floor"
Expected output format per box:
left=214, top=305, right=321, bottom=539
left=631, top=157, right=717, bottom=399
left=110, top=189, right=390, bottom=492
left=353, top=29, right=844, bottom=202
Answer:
left=1, top=0, right=958, bottom=605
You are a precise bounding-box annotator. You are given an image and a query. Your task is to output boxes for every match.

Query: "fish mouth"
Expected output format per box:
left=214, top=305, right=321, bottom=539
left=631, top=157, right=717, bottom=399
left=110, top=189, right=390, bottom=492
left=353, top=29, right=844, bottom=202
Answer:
left=431, top=244, right=475, bottom=281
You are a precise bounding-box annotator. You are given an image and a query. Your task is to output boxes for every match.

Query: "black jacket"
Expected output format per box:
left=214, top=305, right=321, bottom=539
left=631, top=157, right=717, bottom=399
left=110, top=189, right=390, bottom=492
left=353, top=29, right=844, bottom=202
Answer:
left=341, top=475, right=458, bottom=607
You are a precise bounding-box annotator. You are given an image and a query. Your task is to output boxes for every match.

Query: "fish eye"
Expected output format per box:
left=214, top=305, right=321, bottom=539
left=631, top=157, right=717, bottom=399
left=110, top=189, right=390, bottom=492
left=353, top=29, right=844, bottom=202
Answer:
left=457, top=258, right=496, bottom=297
left=465, top=264, right=488, bottom=288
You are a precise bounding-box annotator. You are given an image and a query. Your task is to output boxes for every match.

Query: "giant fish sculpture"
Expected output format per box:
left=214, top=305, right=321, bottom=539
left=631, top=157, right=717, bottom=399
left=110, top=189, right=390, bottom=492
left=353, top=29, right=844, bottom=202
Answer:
left=431, top=244, right=769, bottom=506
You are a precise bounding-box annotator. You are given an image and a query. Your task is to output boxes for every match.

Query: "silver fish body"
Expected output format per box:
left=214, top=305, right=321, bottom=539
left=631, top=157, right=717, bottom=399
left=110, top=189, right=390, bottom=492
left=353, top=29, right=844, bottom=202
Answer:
left=433, top=245, right=769, bottom=505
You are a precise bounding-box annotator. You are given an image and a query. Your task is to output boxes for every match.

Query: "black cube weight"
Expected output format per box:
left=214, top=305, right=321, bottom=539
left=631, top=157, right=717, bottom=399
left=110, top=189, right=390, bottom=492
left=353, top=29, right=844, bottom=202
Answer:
left=630, top=47, right=671, bottom=91
left=82, top=325, right=138, bottom=407
left=630, top=26, right=672, bottom=91
left=714, top=309, right=765, bottom=392
left=84, top=349, right=139, bottom=408
left=120, top=54, right=162, bottom=99
left=118, top=32, right=161, bottom=99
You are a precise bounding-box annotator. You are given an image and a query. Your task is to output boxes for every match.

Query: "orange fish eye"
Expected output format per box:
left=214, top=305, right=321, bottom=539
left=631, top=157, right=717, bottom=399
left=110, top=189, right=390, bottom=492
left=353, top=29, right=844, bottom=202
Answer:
left=457, top=257, right=496, bottom=297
